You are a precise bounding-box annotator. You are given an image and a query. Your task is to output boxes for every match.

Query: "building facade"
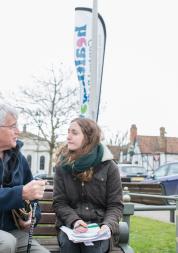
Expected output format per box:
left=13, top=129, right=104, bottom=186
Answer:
left=18, top=124, right=178, bottom=175
left=19, top=126, right=50, bottom=175
left=128, top=124, right=178, bottom=172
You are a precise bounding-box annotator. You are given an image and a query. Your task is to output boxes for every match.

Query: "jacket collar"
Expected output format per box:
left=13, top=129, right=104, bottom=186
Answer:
left=5, top=139, right=23, bottom=158
left=101, top=143, right=113, bottom=162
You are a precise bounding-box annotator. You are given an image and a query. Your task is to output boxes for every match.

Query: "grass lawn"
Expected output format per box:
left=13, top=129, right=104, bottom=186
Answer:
left=129, top=216, right=176, bottom=253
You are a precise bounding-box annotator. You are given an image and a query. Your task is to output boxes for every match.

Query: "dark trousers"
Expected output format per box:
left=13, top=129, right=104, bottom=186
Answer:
left=58, top=231, right=110, bottom=253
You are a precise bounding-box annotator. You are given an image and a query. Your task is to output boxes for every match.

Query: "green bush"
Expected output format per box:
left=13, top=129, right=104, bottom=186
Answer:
left=130, top=216, right=175, bottom=253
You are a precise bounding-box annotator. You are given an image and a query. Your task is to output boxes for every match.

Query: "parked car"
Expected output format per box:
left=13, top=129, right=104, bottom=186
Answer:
left=143, top=162, right=178, bottom=196
left=117, top=163, right=148, bottom=182
left=151, top=161, right=178, bottom=179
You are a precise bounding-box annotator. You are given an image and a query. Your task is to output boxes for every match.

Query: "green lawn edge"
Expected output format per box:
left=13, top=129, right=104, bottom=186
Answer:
left=130, top=216, right=176, bottom=253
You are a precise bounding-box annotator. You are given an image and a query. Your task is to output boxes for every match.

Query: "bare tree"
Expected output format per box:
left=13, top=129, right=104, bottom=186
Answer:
left=107, top=130, right=128, bottom=147
left=14, top=65, right=79, bottom=175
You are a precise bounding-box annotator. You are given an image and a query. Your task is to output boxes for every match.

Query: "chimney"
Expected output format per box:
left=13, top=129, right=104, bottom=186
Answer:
left=159, top=127, right=166, bottom=152
left=130, top=124, right=137, bottom=144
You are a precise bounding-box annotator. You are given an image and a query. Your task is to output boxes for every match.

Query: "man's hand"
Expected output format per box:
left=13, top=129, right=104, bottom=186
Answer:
left=18, top=212, right=32, bottom=230
left=22, top=180, right=47, bottom=200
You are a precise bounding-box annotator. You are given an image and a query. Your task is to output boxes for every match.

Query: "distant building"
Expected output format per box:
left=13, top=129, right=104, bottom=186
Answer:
left=128, top=124, right=178, bottom=172
left=107, top=145, right=128, bottom=163
left=19, top=125, right=50, bottom=175
left=19, top=123, right=178, bottom=175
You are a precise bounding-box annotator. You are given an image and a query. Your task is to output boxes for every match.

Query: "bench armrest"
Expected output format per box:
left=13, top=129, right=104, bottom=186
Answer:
left=119, top=221, right=129, bottom=244
left=112, top=221, right=134, bottom=253
left=117, top=222, right=134, bottom=253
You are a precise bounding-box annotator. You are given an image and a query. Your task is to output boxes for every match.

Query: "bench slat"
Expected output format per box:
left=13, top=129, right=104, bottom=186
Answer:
left=39, top=213, right=55, bottom=224
left=42, top=191, right=53, bottom=200
left=34, top=226, right=56, bottom=236
left=40, top=203, right=54, bottom=213
left=122, top=182, right=168, bottom=205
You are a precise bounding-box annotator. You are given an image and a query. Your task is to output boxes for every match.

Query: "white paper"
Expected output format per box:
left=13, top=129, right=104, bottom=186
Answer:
left=60, top=223, right=111, bottom=245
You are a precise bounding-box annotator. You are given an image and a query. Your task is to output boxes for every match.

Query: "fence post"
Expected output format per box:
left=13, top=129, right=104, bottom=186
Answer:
left=176, top=197, right=178, bottom=253
left=123, top=187, right=134, bottom=229
left=170, top=209, right=175, bottom=223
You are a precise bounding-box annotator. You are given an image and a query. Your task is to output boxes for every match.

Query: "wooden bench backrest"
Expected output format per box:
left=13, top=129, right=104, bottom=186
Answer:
left=35, top=182, right=167, bottom=237
left=33, top=188, right=57, bottom=236
left=122, top=182, right=168, bottom=205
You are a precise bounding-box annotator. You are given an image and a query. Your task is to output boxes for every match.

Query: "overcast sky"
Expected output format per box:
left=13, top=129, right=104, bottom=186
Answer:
left=0, top=0, right=178, bottom=140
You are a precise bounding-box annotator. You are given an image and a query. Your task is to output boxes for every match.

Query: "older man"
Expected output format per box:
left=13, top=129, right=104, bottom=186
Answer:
left=0, top=103, right=49, bottom=253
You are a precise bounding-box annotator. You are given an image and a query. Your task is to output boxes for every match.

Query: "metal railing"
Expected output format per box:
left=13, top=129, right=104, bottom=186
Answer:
left=130, top=192, right=176, bottom=222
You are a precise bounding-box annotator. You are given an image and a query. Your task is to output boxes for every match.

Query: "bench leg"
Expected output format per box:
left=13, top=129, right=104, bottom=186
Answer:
left=170, top=210, right=175, bottom=223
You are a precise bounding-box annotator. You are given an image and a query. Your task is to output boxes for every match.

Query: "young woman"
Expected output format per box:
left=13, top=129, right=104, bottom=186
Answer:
left=53, top=118, right=123, bottom=253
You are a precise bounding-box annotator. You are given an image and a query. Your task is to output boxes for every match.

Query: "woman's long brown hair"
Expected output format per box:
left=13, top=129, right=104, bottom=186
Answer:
left=55, top=118, right=102, bottom=181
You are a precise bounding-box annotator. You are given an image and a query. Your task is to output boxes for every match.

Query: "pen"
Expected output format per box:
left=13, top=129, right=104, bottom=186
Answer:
left=87, top=224, right=99, bottom=228
left=74, top=223, right=99, bottom=229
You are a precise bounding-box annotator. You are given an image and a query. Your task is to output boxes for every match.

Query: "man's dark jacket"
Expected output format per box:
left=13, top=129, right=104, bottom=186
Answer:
left=0, top=140, right=41, bottom=231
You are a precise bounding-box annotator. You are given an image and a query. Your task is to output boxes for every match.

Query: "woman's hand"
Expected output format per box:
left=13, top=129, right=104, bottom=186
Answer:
left=98, top=224, right=110, bottom=235
left=73, top=219, right=88, bottom=233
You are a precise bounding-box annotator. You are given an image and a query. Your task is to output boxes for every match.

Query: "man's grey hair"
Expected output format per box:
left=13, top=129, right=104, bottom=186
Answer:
left=0, top=103, right=18, bottom=125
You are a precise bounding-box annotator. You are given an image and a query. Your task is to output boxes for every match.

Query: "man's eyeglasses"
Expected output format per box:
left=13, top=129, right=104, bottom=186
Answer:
left=0, top=123, right=18, bottom=130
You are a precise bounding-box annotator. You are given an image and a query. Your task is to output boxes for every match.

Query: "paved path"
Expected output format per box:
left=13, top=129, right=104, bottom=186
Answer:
left=132, top=203, right=175, bottom=223
left=134, top=210, right=173, bottom=223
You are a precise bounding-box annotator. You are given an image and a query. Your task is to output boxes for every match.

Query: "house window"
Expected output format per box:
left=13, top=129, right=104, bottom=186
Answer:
left=40, top=156, right=45, bottom=170
left=27, top=155, right=32, bottom=169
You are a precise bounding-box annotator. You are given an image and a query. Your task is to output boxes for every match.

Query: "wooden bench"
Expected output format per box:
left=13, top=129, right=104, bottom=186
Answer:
left=33, top=186, right=134, bottom=253
left=122, top=182, right=169, bottom=205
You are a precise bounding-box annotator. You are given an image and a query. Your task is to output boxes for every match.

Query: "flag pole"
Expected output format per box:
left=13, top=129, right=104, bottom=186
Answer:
left=90, top=0, right=98, bottom=121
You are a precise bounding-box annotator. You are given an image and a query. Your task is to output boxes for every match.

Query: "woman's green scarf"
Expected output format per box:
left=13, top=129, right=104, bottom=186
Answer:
left=61, top=144, right=104, bottom=173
